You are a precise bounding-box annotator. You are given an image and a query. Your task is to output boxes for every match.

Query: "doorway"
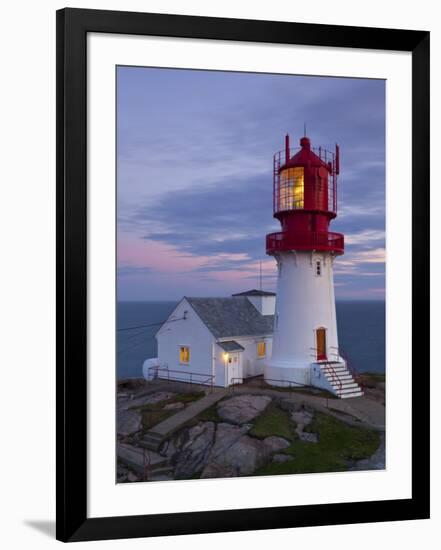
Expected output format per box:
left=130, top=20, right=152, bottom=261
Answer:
left=227, top=352, right=242, bottom=385
left=316, top=328, right=327, bottom=361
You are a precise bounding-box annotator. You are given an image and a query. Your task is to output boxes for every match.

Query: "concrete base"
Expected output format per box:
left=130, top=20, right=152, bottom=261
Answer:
left=264, top=361, right=311, bottom=387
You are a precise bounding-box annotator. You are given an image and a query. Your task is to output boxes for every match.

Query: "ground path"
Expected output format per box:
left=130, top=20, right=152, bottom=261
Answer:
left=149, top=388, right=228, bottom=438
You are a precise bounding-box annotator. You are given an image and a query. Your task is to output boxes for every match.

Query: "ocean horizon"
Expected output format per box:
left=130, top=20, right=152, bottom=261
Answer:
left=117, top=300, right=385, bottom=380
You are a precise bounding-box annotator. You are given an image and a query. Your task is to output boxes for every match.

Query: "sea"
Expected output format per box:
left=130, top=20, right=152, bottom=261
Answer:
left=117, top=301, right=385, bottom=380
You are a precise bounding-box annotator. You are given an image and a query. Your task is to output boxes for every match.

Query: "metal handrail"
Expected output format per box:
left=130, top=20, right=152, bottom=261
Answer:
left=317, top=361, right=343, bottom=396
left=338, top=349, right=365, bottom=393
left=328, top=346, right=364, bottom=392
left=148, top=365, right=215, bottom=392
left=266, top=230, right=344, bottom=255
left=230, top=376, right=306, bottom=397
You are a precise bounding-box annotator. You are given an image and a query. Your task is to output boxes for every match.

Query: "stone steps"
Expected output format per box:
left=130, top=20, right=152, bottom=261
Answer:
left=320, top=362, right=364, bottom=399
left=338, top=390, right=364, bottom=399
left=139, top=431, right=163, bottom=452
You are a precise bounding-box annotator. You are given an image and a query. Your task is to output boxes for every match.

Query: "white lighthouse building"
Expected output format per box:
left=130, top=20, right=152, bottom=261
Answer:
left=265, top=134, right=363, bottom=398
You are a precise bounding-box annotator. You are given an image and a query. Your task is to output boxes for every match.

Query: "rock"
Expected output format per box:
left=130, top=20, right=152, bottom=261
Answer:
left=202, top=435, right=270, bottom=477
left=200, top=423, right=250, bottom=478
left=174, top=422, right=215, bottom=479
left=273, top=453, right=294, bottom=463
left=201, top=461, right=237, bottom=479
left=296, top=429, right=318, bottom=443
left=222, top=436, right=270, bottom=475
left=291, top=409, right=314, bottom=427
left=127, top=471, right=139, bottom=482
left=217, top=394, right=272, bottom=424
left=351, top=434, right=385, bottom=471
left=159, top=438, right=177, bottom=459
left=144, top=392, right=176, bottom=404
left=210, top=423, right=250, bottom=459
left=263, top=436, right=291, bottom=452
left=117, top=443, right=167, bottom=476
left=119, top=391, right=176, bottom=410
left=117, top=462, right=129, bottom=482
left=163, top=402, right=185, bottom=411
left=117, top=409, right=142, bottom=436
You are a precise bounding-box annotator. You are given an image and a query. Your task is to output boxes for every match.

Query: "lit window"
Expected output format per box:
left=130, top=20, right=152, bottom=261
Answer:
left=257, top=341, right=266, bottom=358
left=279, top=167, right=304, bottom=210
left=179, top=346, right=190, bottom=364
left=315, top=260, right=322, bottom=277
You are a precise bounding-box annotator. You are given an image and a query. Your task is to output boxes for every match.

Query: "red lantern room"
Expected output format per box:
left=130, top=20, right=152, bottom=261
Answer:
left=266, top=133, right=344, bottom=255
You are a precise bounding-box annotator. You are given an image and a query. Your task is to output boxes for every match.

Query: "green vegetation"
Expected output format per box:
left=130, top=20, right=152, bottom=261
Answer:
left=255, top=412, right=381, bottom=476
left=141, top=408, right=175, bottom=431
left=196, top=403, right=222, bottom=423
left=262, top=382, right=336, bottom=399
left=250, top=403, right=296, bottom=441
left=169, top=391, right=206, bottom=405
left=358, top=373, right=386, bottom=389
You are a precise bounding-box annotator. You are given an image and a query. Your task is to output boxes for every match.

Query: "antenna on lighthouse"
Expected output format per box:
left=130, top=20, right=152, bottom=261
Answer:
left=259, top=261, right=263, bottom=291
left=304, top=122, right=307, bottom=136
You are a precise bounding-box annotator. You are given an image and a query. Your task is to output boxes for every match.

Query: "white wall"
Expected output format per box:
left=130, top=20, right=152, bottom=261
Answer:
left=1, top=1, right=439, bottom=550
left=156, top=299, right=216, bottom=385
left=213, top=336, right=273, bottom=386
left=246, top=295, right=276, bottom=316
left=267, top=251, right=339, bottom=385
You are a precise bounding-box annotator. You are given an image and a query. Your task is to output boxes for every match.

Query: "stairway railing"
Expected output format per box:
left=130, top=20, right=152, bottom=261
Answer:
left=329, top=347, right=365, bottom=393
left=316, top=361, right=343, bottom=396
left=148, top=365, right=215, bottom=392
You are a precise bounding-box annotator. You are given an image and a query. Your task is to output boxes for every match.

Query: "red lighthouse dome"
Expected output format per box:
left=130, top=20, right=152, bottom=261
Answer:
left=266, top=134, right=344, bottom=255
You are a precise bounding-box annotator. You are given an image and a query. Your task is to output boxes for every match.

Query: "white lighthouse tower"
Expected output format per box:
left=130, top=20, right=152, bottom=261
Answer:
left=265, top=133, right=363, bottom=398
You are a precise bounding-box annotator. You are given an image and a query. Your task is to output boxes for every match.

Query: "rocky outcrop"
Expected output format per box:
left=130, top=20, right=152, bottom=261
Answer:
left=291, top=409, right=318, bottom=443
left=202, top=434, right=270, bottom=478
left=174, top=422, right=215, bottom=479
left=263, top=436, right=291, bottom=452
left=117, top=409, right=142, bottom=436
left=217, top=395, right=272, bottom=424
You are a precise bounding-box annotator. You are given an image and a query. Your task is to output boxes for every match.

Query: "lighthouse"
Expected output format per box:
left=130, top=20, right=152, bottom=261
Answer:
left=265, top=133, right=363, bottom=398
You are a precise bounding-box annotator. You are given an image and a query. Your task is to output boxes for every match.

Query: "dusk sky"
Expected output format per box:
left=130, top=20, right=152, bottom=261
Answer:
left=117, top=66, right=385, bottom=301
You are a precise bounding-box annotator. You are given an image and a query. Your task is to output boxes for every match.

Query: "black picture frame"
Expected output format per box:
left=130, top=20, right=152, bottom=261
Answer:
left=56, top=7, right=430, bottom=543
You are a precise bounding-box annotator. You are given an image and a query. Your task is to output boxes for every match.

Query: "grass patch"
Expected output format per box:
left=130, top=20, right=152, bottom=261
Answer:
left=249, top=403, right=296, bottom=441
left=196, top=403, right=223, bottom=423
left=141, top=409, right=175, bottom=431
left=255, top=412, right=380, bottom=476
left=261, top=382, right=336, bottom=399
left=172, top=391, right=206, bottom=404
left=358, top=373, right=385, bottom=389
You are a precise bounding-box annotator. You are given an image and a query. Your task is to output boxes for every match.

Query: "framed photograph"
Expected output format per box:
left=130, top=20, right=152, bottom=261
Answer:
left=56, top=8, right=430, bottom=542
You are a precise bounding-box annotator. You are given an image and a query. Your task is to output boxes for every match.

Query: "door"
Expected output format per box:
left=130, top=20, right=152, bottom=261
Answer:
left=316, top=328, right=327, bottom=361
left=227, top=353, right=242, bottom=385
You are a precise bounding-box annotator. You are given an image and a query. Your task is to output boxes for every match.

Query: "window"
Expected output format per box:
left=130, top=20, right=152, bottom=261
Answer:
left=279, top=166, right=304, bottom=210
left=179, top=346, right=190, bottom=364
left=257, top=341, right=266, bottom=358
left=315, top=259, right=322, bottom=277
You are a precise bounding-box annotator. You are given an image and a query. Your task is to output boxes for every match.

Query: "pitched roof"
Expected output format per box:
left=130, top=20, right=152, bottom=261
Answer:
left=232, top=289, right=276, bottom=297
left=185, top=296, right=274, bottom=339
left=217, top=340, right=245, bottom=352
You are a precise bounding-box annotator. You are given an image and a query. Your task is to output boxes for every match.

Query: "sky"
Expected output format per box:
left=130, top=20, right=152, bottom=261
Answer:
left=117, top=66, right=385, bottom=301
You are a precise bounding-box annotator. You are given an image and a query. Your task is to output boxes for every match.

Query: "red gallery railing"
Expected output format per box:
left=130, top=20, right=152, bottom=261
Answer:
left=266, top=230, right=344, bottom=255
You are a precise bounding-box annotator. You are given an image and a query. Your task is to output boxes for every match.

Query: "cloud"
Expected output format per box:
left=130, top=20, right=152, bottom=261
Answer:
left=116, top=67, right=385, bottom=300
left=345, top=230, right=385, bottom=246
